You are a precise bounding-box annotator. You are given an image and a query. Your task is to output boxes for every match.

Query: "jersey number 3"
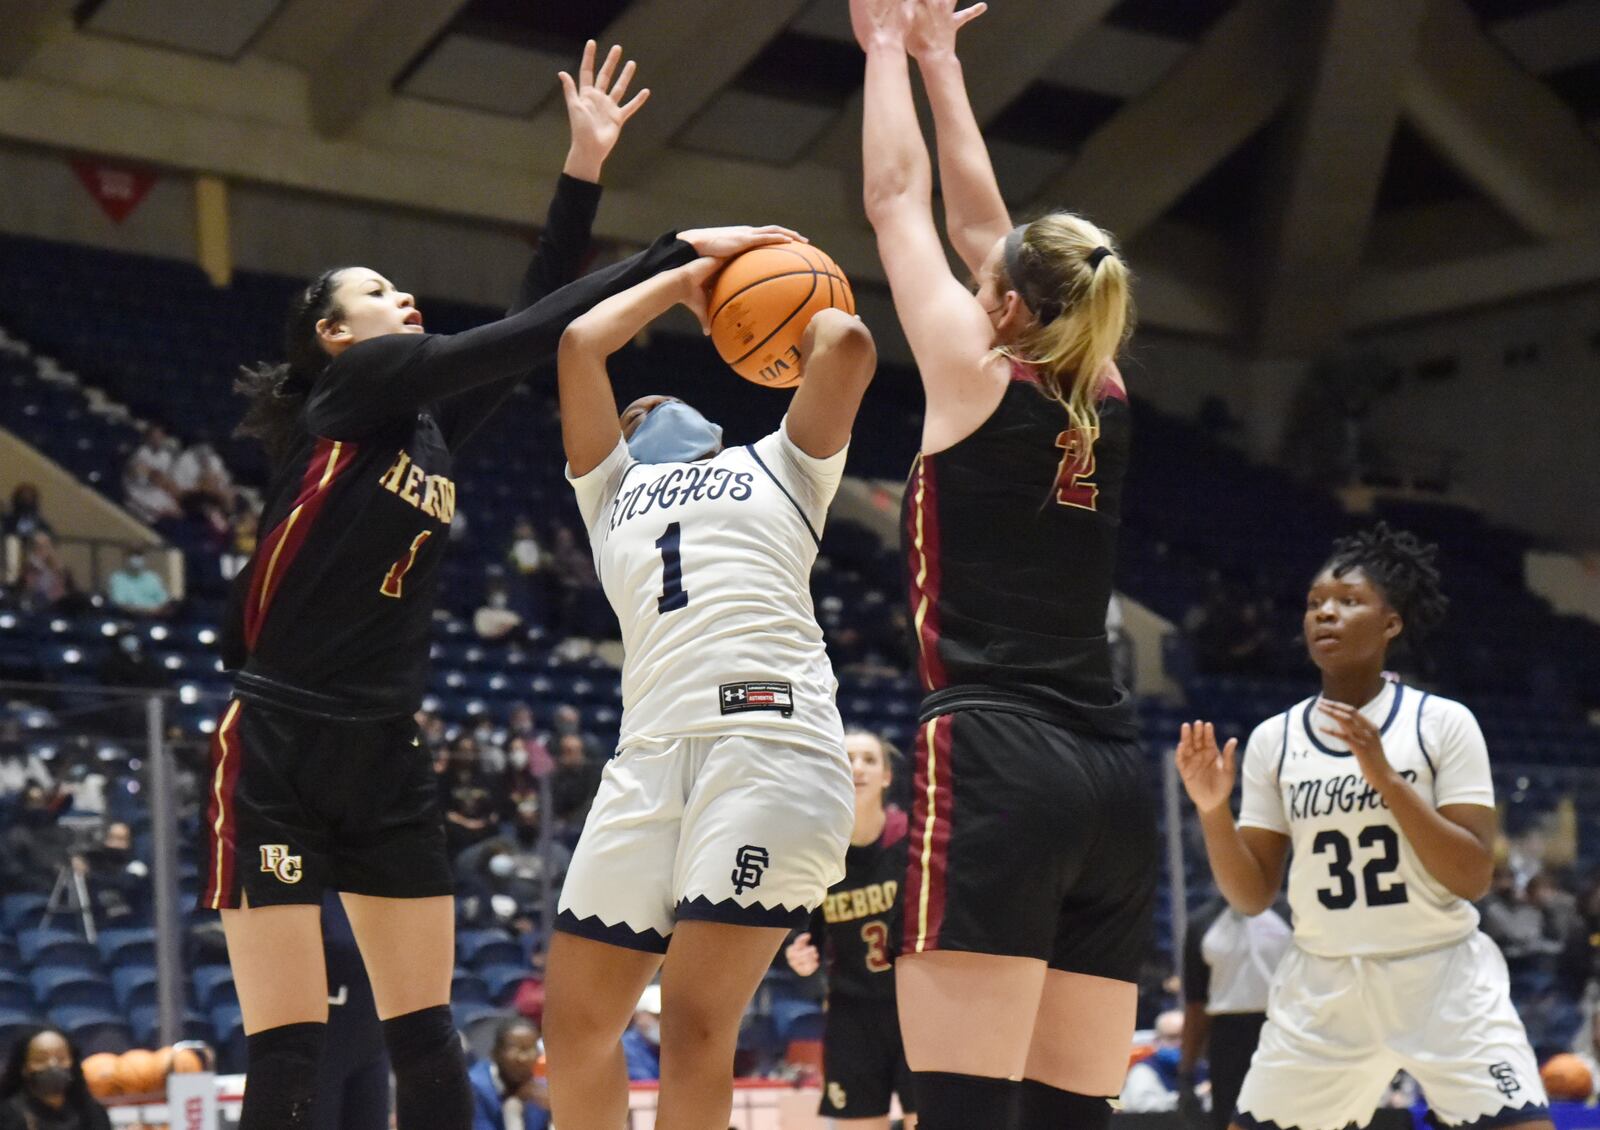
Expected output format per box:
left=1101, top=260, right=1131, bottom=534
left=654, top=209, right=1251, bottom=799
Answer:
left=380, top=531, right=433, bottom=599
left=1054, top=426, right=1099, bottom=511
left=1312, top=825, right=1410, bottom=910
left=656, top=523, right=689, bottom=613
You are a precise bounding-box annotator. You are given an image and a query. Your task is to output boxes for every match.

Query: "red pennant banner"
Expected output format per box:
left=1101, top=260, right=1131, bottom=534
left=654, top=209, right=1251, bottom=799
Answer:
left=70, top=158, right=157, bottom=224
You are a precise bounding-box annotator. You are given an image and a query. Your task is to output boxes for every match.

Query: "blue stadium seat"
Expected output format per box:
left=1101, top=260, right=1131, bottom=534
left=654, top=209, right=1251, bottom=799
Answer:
left=98, top=927, right=158, bottom=967
left=477, top=964, right=533, bottom=1005
left=450, top=1004, right=514, bottom=1061
left=0, top=972, right=33, bottom=1013
left=111, top=965, right=160, bottom=1011
left=769, top=997, right=823, bottom=1044
left=191, top=965, right=237, bottom=1011
left=129, top=1005, right=213, bottom=1049
left=0, top=1008, right=44, bottom=1051
left=457, top=929, right=523, bottom=970
left=1, top=894, right=49, bottom=933
left=451, top=971, right=490, bottom=1006
left=209, top=1003, right=247, bottom=1074
left=18, top=930, right=100, bottom=971
left=49, top=1006, right=131, bottom=1055
left=30, top=969, right=115, bottom=1012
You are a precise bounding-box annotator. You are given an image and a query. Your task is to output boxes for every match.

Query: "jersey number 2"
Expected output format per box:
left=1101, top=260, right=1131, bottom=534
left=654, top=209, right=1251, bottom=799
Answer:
left=655, top=523, right=689, bottom=613
left=1312, top=825, right=1409, bottom=910
left=1054, top=426, right=1100, bottom=511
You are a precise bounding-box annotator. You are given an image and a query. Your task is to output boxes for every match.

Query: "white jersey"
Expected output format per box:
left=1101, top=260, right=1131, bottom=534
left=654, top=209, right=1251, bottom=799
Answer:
left=568, top=421, right=846, bottom=752
left=1238, top=681, right=1495, bottom=958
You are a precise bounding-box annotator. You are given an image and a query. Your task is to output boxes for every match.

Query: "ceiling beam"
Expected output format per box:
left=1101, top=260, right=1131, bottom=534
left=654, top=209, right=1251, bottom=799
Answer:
left=1403, top=0, right=1600, bottom=239
left=1026, top=0, right=1313, bottom=242
left=1252, top=0, right=1429, bottom=357
left=0, top=0, right=74, bottom=76
left=808, top=0, right=1118, bottom=171
left=252, top=0, right=391, bottom=70
left=571, top=0, right=811, bottom=184
left=297, top=0, right=470, bottom=138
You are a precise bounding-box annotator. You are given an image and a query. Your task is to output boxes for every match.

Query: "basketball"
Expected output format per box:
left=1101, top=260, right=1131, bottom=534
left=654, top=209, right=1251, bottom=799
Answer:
left=82, top=1052, right=121, bottom=1098
left=115, top=1048, right=165, bottom=1096
left=1540, top=1053, right=1593, bottom=1101
left=708, top=241, right=854, bottom=388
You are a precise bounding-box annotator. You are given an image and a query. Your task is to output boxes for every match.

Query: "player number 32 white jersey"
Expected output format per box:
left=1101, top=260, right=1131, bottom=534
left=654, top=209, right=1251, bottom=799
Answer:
left=1238, top=680, right=1496, bottom=958
left=568, top=420, right=847, bottom=752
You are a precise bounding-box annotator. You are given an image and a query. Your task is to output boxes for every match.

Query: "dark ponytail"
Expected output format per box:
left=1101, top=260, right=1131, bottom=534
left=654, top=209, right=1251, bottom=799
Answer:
left=234, top=267, right=350, bottom=467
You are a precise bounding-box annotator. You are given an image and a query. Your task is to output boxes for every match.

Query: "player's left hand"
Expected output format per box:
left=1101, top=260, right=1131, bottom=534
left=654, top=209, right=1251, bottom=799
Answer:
left=851, top=0, right=915, bottom=51
left=1317, top=700, right=1395, bottom=788
left=559, top=40, right=650, bottom=182
left=907, top=0, right=988, bottom=61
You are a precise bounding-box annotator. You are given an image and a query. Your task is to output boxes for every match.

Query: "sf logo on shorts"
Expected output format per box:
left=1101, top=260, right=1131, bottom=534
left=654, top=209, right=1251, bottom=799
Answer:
left=732, top=845, right=770, bottom=895
left=259, top=845, right=304, bottom=885
left=1488, top=1062, right=1521, bottom=1099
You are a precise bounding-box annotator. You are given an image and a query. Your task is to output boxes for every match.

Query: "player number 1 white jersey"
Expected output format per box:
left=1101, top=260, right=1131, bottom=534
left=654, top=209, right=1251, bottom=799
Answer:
left=1238, top=681, right=1496, bottom=958
left=568, top=420, right=847, bottom=752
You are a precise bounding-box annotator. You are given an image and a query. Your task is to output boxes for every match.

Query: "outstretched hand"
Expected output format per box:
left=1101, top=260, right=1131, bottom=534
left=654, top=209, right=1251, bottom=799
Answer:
left=850, top=0, right=914, bottom=50
left=1174, top=720, right=1238, bottom=815
left=559, top=40, right=650, bottom=182
left=908, top=0, right=988, bottom=61
left=785, top=932, right=821, bottom=977
left=675, top=257, right=722, bottom=335
left=677, top=224, right=805, bottom=259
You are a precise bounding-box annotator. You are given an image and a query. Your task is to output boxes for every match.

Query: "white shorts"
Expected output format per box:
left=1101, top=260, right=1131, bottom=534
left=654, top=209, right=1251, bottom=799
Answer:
left=554, top=733, right=853, bottom=952
left=1235, top=932, right=1547, bottom=1130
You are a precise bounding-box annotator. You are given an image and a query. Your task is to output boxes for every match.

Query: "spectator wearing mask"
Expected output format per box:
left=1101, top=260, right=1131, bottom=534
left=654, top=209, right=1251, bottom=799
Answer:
left=0, top=1027, right=111, bottom=1130
left=78, top=822, right=150, bottom=927
left=459, top=797, right=571, bottom=927
left=443, top=738, right=498, bottom=858
left=20, top=532, right=83, bottom=613
left=504, top=704, right=555, bottom=785
left=470, top=1019, right=550, bottom=1130
left=122, top=425, right=182, bottom=526
left=2, top=484, right=51, bottom=540
left=1120, top=1010, right=1186, bottom=1112
left=549, top=734, right=601, bottom=831
left=474, top=570, right=525, bottom=642
left=1180, top=899, right=1293, bottom=1128
left=106, top=552, right=174, bottom=618
left=621, top=985, right=662, bottom=1083
left=508, top=518, right=545, bottom=577
left=0, top=785, right=73, bottom=895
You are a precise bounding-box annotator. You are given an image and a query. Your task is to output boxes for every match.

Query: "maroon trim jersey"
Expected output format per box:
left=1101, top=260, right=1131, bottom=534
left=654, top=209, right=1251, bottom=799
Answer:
left=809, top=807, right=909, bottom=1002
left=222, top=177, right=696, bottom=720
left=902, top=364, right=1135, bottom=738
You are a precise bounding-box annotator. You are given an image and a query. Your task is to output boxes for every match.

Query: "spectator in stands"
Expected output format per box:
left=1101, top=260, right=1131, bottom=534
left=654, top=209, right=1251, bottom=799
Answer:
left=548, top=525, right=600, bottom=636
left=2, top=483, right=51, bottom=539
left=98, top=632, right=162, bottom=693
left=550, top=734, right=601, bottom=832
left=19, top=532, right=84, bottom=613
left=506, top=735, right=556, bottom=805
left=469, top=1018, right=550, bottom=1130
left=170, top=431, right=235, bottom=513
left=621, top=985, right=662, bottom=1083
left=457, top=798, right=570, bottom=930
left=1119, top=1010, right=1185, bottom=1112
left=221, top=500, right=260, bottom=581
left=122, top=424, right=182, bottom=526
left=0, top=1026, right=111, bottom=1130
left=549, top=703, right=599, bottom=760
left=106, top=551, right=174, bottom=618
left=443, top=737, right=499, bottom=858
left=77, top=820, right=149, bottom=926
left=474, top=569, right=525, bottom=642
left=1481, top=866, right=1565, bottom=975
left=0, top=784, right=72, bottom=895
left=416, top=710, right=448, bottom=759
left=0, top=719, right=54, bottom=797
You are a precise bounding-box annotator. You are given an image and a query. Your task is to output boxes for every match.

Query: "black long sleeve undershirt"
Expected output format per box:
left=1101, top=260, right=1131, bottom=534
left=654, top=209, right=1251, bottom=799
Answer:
left=304, top=224, right=695, bottom=442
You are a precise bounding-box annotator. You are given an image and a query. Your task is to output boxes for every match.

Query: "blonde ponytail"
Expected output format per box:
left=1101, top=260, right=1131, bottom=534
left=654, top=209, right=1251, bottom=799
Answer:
left=997, top=213, right=1134, bottom=444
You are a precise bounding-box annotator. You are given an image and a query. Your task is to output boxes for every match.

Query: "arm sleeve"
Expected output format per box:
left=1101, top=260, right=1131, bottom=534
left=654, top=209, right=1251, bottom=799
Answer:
left=566, top=438, right=636, bottom=533
left=1237, top=717, right=1290, bottom=835
left=750, top=418, right=849, bottom=538
left=435, top=175, right=604, bottom=447
left=304, top=231, right=695, bottom=440
left=1181, top=906, right=1216, bottom=1005
left=1428, top=699, right=1496, bottom=808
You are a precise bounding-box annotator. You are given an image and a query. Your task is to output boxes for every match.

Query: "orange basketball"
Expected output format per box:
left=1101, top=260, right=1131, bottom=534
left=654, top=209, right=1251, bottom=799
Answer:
left=1540, top=1052, right=1593, bottom=1101
left=83, top=1052, right=122, bottom=1099
left=115, top=1048, right=165, bottom=1096
left=170, top=1046, right=206, bottom=1073
left=709, top=241, right=854, bottom=388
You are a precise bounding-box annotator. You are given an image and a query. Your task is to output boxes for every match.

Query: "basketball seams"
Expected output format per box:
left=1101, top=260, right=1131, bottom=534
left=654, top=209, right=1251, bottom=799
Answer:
left=731, top=270, right=819, bottom=368
left=706, top=241, right=852, bottom=386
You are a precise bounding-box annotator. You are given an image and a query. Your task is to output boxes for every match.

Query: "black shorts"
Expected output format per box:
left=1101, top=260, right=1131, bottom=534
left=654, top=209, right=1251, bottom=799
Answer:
left=902, top=708, right=1157, bottom=980
left=1208, top=1012, right=1266, bottom=1130
left=198, top=698, right=453, bottom=911
left=819, top=995, right=914, bottom=1119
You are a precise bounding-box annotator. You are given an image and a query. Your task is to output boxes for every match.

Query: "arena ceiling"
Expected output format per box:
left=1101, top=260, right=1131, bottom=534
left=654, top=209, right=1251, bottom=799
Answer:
left=2, top=0, right=1599, bottom=354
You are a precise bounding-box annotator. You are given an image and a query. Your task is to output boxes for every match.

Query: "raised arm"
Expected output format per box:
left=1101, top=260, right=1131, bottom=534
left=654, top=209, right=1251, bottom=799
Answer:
left=784, top=310, right=877, bottom=459
left=1177, top=721, right=1290, bottom=916
left=854, top=0, right=1005, bottom=435
left=907, top=1, right=1012, bottom=277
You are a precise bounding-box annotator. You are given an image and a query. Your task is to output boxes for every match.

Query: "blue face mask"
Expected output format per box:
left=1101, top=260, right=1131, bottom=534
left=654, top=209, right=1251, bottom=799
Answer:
left=627, top=401, right=723, bottom=464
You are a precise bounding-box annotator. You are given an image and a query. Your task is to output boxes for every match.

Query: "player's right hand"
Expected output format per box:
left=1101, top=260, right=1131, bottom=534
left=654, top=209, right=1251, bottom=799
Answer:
left=785, top=932, right=821, bottom=976
left=678, top=225, right=805, bottom=260
left=1175, top=720, right=1237, bottom=815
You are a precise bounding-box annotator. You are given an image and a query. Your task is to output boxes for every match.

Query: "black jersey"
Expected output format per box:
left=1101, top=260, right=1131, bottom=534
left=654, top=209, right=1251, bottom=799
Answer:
left=221, top=176, right=695, bottom=720
left=810, top=808, right=908, bottom=1003
left=902, top=363, right=1135, bottom=738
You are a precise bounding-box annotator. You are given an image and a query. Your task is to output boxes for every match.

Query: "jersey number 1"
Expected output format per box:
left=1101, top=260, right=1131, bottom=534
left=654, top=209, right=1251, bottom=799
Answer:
left=656, top=523, right=689, bottom=613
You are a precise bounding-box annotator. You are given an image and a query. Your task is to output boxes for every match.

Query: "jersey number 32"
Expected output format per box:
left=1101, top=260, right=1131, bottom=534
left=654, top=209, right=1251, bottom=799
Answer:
left=1312, top=825, right=1410, bottom=910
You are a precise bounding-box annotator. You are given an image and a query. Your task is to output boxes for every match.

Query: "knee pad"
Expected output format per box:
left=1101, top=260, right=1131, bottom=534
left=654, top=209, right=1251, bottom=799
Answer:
left=1019, top=1078, right=1111, bottom=1130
